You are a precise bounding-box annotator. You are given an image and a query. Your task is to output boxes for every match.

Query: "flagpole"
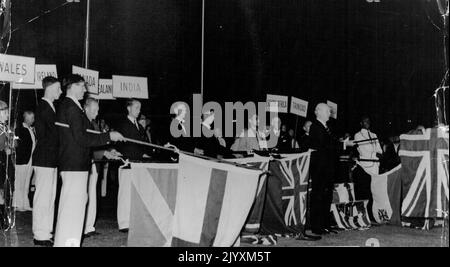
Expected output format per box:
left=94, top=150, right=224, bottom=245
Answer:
left=200, top=0, right=205, bottom=103
left=84, top=0, right=90, bottom=69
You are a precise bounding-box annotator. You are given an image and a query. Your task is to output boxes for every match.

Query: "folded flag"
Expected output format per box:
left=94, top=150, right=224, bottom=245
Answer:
left=171, top=153, right=263, bottom=247
left=330, top=200, right=371, bottom=230
left=370, top=164, right=402, bottom=225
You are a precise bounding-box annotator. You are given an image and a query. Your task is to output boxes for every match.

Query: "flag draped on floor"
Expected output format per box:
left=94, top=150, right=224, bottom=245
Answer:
left=128, top=163, right=179, bottom=247
left=259, top=152, right=311, bottom=235
left=370, top=164, right=402, bottom=225
left=398, top=127, right=449, bottom=220
left=330, top=200, right=371, bottom=230
left=171, top=153, right=263, bottom=247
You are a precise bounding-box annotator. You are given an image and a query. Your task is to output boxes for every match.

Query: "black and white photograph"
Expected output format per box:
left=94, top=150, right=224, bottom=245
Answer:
left=0, top=0, right=448, bottom=253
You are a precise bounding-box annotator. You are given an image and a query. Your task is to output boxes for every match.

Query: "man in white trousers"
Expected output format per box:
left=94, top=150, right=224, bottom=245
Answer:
left=54, top=74, right=124, bottom=247
left=83, top=98, right=122, bottom=237
left=13, top=111, right=36, bottom=212
left=32, top=77, right=61, bottom=247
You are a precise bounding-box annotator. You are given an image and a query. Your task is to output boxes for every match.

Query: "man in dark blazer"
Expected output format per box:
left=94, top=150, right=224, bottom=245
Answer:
left=115, top=99, right=149, bottom=231
left=13, top=111, right=36, bottom=212
left=53, top=74, right=124, bottom=247
left=308, top=103, right=339, bottom=235
left=31, top=76, right=61, bottom=247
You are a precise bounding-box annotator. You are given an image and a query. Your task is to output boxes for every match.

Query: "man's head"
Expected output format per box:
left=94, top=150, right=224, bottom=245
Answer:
left=314, top=103, right=331, bottom=122
left=42, top=76, right=62, bottom=102
left=281, top=124, right=287, bottom=133
left=0, top=100, right=8, bottom=123
left=126, top=99, right=141, bottom=119
left=84, top=98, right=99, bottom=121
left=360, top=116, right=371, bottom=130
left=303, top=120, right=312, bottom=134
left=23, top=111, right=35, bottom=126
left=63, top=74, right=86, bottom=100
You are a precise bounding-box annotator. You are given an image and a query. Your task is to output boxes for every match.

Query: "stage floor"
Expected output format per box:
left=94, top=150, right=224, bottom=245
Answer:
left=2, top=207, right=446, bottom=247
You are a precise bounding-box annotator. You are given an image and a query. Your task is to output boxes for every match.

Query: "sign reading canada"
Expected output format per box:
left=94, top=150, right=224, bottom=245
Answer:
left=0, top=54, right=35, bottom=84
left=266, top=94, right=288, bottom=113
left=290, top=97, right=308, bottom=117
left=12, top=64, right=58, bottom=89
left=72, top=65, right=99, bottom=94
left=112, top=75, right=148, bottom=99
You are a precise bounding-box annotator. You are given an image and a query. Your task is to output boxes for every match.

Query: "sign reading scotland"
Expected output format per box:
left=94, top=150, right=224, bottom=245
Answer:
left=112, top=75, right=148, bottom=99
left=0, top=54, right=35, bottom=83
left=290, top=97, right=308, bottom=117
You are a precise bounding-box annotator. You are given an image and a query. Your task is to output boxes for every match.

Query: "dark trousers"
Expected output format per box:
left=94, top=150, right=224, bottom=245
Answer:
left=353, top=165, right=375, bottom=221
left=309, top=172, right=333, bottom=232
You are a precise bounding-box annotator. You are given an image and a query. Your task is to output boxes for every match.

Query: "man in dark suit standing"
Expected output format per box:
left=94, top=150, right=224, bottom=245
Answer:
left=54, top=74, right=124, bottom=247
left=13, top=111, right=36, bottom=212
left=308, top=103, right=339, bottom=235
left=31, top=76, right=61, bottom=247
left=116, top=99, right=149, bottom=232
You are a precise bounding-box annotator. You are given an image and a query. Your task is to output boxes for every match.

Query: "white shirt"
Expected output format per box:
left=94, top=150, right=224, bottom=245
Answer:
left=354, top=128, right=383, bottom=175
left=67, top=95, right=83, bottom=110
left=317, top=118, right=328, bottom=129
left=128, top=115, right=140, bottom=130
left=42, top=97, right=55, bottom=113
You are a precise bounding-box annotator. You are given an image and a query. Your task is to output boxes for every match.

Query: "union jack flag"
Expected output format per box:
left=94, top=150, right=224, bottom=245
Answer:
left=278, top=152, right=311, bottom=227
left=399, top=127, right=449, bottom=219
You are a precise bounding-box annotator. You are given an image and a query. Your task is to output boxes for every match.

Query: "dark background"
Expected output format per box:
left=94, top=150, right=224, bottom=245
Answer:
left=1, top=0, right=448, bottom=142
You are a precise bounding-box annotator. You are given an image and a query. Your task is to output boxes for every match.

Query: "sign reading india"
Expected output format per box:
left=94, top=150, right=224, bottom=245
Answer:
left=112, top=75, right=148, bottom=99
left=290, top=97, right=308, bottom=117
left=327, top=100, right=338, bottom=119
left=72, top=65, right=99, bottom=94
left=0, top=54, right=35, bottom=83
left=266, top=94, right=288, bottom=113
left=12, top=64, right=58, bottom=89
left=91, top=79, right=115, bottom=100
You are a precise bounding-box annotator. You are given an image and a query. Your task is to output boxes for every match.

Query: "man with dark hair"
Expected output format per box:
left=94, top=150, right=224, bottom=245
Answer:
left=54, top=74, right=124, bottom=247
left=31, top=76, right=61, bottom=247
left=299, top=120, right=312, bottom=152
left=115, top=98, right=149, bottom=232
left=13, top=111, right=36, bottom=212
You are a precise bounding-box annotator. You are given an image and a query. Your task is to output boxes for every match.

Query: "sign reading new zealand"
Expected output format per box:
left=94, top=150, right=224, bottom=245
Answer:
left=0, top=54, right=35, bottom=83
left=112, top=75, right=148, bottom=99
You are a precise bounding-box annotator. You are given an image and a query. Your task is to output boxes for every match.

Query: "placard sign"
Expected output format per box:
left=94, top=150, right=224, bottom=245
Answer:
left=72, top=65, right=99, bottom=94
left=290, top=97, right=308, bottom=117
left=327, top=100, right=338, bottom=119
left=112, top=75, right=148, bottom=99
left=12, top=64, right=57, bottom=89
left=266, top=94, right=288, bottom=113
left=0, top=54, right=35, bottom=83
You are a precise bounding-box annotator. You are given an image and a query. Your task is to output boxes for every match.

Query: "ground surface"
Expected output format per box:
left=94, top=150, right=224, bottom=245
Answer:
left=2, top=203, right=447, bottom=247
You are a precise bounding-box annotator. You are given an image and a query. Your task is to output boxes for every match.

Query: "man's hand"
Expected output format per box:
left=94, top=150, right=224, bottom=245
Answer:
left=104, top=149, right=122, bottom=160
left=194, top=148, right=204, bottom=155
left=142, top=154, right=151, bottom=158
left=109, top=131, right=125, bottom=142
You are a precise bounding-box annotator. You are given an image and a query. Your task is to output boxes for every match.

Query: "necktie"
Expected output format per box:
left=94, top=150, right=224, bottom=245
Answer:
left=134, top=120, right=140, bottom=131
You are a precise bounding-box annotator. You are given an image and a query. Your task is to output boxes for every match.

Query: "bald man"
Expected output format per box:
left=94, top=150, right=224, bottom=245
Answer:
left=308, top=103, right=339, bottom=235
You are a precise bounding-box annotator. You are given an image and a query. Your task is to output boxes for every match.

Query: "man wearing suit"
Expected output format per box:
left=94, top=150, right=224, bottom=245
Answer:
left=83, top=98, right=122, bottom=237
left=31, top=76, right=61, bottom=247
left=54, top=74, right=124, bottom=247
left=13, top=111, right=36, bottom=212
left=308, top=103, right=339, bottom=235
left=115, top=99, right=148, bottom=232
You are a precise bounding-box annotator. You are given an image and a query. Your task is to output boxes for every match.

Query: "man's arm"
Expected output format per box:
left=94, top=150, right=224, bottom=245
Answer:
left=69, top=106, right=110, bottom=148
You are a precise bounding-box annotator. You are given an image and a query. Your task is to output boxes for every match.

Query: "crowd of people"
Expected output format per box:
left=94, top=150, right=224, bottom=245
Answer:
left=0, top=73, right=421, bottom=246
